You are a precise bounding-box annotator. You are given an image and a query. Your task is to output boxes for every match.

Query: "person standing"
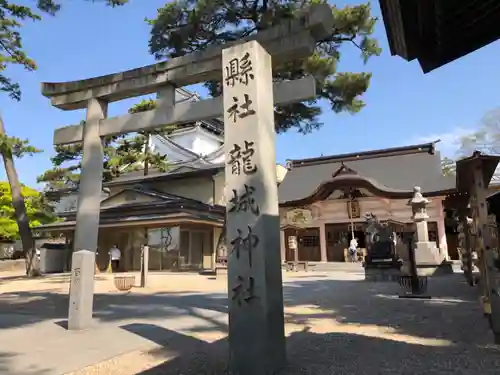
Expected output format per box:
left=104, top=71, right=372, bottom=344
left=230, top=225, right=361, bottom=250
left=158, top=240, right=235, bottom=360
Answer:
left=349, top=237, right=358, bottom=263
left=109, top=244, right=121, bottom=272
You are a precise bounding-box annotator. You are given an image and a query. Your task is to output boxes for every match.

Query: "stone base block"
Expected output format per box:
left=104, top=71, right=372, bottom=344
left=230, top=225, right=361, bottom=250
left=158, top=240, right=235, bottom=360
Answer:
left=364, top=267, right=401, bottom=282
left=414, top=241, right=443, bottom=265
left=401, top=261, right=454, bottom=277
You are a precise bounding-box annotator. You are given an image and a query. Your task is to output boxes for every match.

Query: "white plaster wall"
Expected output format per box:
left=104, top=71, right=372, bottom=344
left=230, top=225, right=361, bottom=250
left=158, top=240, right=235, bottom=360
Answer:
left=168, top=132, right=195, bottom=151
left=276, top=164, right=288, bottom=184
left=168, top=130, right=220, bottom=155
left=151, top=129, right=221, bottom=160
left=150, top=137, right=193, bottom=162
left=210, top=153, right=225, bottom=164
left=192, top=136, right=221, bottom=156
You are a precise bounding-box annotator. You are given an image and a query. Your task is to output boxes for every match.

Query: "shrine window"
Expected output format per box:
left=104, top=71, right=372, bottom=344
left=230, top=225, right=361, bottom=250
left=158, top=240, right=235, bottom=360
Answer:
left=300, top=235, right=319, bottom=247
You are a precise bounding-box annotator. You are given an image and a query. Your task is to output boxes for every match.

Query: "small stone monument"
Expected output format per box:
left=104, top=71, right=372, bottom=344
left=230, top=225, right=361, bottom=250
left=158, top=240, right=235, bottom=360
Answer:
left=68, top=250, right=95, bottom=330
left=407, top=186, right=452, bottom=276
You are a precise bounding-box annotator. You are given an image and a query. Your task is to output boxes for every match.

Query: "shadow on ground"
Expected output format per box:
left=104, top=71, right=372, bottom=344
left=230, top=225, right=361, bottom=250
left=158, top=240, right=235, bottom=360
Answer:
left=0, top=274, right=494, bottom=345
left=0, top=352, right=51, bottom=375
left=120, top=323, right=500, bottom=374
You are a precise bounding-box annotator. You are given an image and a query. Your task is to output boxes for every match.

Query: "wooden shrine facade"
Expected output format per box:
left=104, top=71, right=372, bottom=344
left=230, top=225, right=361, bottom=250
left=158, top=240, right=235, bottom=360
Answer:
left=278, top=142, right=455, bottom=263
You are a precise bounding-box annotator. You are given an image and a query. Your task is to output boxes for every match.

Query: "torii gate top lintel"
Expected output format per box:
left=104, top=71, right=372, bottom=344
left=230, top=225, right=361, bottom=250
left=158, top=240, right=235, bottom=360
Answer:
left=41, top=4, right=333, bottom=111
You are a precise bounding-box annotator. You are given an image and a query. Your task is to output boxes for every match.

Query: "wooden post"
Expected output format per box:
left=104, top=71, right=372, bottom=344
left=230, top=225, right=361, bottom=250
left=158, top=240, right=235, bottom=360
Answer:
left=470, top=162, right=500, bottom=342
left=458, top=209, right=473, bottom=286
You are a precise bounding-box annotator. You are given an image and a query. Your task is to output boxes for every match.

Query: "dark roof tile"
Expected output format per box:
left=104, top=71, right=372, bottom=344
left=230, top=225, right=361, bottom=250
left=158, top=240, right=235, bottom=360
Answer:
left=279, top=143, right=455, bottom=203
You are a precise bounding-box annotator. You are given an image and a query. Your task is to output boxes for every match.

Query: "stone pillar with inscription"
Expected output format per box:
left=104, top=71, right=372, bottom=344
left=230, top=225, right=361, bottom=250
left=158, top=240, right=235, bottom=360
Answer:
left=223, top=41, right=286, bottom=374
left=68, top=250, right=95, bottom=330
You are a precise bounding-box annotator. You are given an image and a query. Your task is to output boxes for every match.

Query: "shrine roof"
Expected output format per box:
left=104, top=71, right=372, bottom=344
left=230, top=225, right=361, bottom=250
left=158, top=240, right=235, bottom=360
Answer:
left=379, top=0, right=500, bottom=73
left=35, top=211, right=224, bottom=232
left=104, top=163, right=224, bottom=187
left=279, top=142, right=456, bottom=204
left=37, top=186, right=225, bottom=231
left=455, top=151, right=500, bottom=192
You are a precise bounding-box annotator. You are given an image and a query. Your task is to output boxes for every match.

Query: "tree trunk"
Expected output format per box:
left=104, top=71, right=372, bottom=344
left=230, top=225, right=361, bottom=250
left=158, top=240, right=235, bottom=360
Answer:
left=0, top=113, right=40, bottom=276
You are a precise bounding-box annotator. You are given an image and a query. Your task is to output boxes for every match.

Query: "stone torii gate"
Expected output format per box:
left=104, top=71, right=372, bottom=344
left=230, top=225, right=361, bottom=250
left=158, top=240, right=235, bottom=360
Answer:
left=42, top=4, right=333, bottom=373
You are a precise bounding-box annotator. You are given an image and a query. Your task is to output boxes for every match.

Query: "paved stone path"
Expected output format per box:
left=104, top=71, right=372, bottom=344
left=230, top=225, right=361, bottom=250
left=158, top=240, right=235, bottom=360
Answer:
left=0, top=268, right=499, bottom=374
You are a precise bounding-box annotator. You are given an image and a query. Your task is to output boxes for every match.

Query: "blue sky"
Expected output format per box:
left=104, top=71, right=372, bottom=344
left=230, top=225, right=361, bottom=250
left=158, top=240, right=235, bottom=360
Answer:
left=1, top=0, right=499, bottom=188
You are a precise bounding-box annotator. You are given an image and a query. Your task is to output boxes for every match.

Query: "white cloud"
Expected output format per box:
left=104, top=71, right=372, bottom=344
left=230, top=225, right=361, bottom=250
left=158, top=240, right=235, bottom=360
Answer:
left=412, top=127, right=474, bottom=158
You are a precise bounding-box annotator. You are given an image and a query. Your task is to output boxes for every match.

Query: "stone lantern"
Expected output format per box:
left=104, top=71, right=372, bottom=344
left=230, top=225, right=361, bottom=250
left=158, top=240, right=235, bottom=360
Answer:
left=405, top=186, right=452, bottom=276
left=408, top=186, right=430, bottom=243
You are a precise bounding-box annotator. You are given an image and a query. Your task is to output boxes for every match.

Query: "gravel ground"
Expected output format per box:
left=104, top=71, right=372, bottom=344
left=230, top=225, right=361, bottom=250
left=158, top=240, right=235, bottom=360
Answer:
left=66, top=273, right=500, bottom=375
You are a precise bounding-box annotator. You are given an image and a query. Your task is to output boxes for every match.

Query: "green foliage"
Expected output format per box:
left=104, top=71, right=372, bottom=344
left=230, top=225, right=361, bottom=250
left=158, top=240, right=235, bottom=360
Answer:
left=0, top=134, right=41, bottom=157
left=0, top=181, right=57, bottom=240
left=0, top=0, right=128, bottom=100
left=129, top=99, right=157, bottom=113
left=457, top=108, right=500, bottom=157
left=147, top=0, right=381, bottom=133
left=441, top=157, right=456, bottom=177
left=37, top=132, right=125, bottom=190
left=38, top=101, right=175, bottom=190
left=37, top=119, right=122, bottom=189
left=124, top=99, right=177, bottom=174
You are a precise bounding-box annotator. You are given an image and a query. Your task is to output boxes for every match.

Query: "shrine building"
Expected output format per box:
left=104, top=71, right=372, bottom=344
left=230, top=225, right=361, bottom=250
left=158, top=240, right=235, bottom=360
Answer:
left=37, top=137, right=472, bottom=271
left=36, top=90, right=476, bottom=271
left=277, top=141, right=458, bottom=263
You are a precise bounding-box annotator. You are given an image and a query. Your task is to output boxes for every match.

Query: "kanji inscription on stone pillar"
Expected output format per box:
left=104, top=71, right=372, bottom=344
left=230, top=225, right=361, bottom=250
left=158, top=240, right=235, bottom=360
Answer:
left=223, top=40, right=286, bottom=374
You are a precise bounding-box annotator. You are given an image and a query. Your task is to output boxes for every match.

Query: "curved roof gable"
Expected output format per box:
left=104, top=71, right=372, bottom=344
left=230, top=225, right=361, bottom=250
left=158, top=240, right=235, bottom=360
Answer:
left=279, top=142, right=456, bottom=205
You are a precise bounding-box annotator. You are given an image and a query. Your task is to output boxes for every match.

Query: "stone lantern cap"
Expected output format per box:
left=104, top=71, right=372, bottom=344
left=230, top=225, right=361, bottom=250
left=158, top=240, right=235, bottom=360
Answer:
left=408, top=186, right=430, bottom=221
left=408, top=186, right=429, bottom=206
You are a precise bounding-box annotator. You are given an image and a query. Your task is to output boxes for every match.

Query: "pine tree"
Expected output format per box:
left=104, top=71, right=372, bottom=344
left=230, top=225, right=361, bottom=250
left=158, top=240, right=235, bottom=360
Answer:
left=125, top=99, right=177, bottom=177
left=441, top=157, right=456, bottom=177
left=38, top=101, right=174, bottom=193
left=37, top=123, right=123, bottom=192
left=147, top=1, right=381, bottom=134
left=0, top=120, right=44, bottom=275
left=1, top=1, right=129, bottom=276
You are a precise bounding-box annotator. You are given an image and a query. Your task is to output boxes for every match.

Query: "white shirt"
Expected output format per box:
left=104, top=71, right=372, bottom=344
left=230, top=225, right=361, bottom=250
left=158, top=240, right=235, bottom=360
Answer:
left=109, top=247, right=121, bottom=260
left=349, top=239, right=358, bottom=249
